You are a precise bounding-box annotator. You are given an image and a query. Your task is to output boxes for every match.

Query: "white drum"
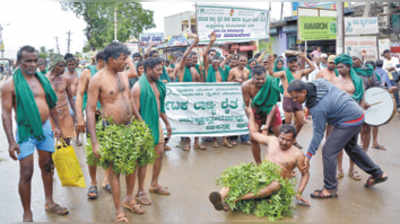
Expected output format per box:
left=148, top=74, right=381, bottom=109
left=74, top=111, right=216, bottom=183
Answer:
left=364, top=87, right=396, bottom=126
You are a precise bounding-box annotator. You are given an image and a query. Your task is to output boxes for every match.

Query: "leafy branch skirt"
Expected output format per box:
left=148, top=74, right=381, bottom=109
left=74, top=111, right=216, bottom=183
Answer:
left=322, top=124, right=383, bottom=190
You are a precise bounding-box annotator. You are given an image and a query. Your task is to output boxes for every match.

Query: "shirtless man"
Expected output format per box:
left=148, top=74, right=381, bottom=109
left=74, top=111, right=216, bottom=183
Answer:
left=209, top=110, right=310, bottom=211
left=174, top=35, right=203, bottom=151
left=1, top=46, right=68, bottom=222
left=269, top=52, right=315, bottom=148
left=132, top=57, right=172, bottom=206
left=75, top=51, right=112, bottom=199
left=316, top=55, right=337, bottom=82
left=37, top=58, right=48, bottom=76
left=228, top=54, right=250, bottom=82
left=87, top=42, right=143, bottom=223
left=242, top=65, right=283, bottom=164
left=47, top=60, right=75, bottom=143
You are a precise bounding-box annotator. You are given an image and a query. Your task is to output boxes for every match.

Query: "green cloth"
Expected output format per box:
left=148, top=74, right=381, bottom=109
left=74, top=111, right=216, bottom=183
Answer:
left=354, top=64, right=381, bottom=82
left=273, top=59, right=284, bottom=72
left=251, top=75, right=281, bottom=115
left=182, top=66, right=193, bottom=82
left=160, top=66, right=171, bottom=82
left=195, top=64, right=205, bottom=81
left=13, top=68, right=58, bottom=143
left=206, top=66, right=224, bottom=83
left=284, top=68, right=295, bottom=84
left=38, top=68, right=48, bottom=76
left=139, top=74, right=166, bottom=145
left=82, top=65, right=101, bottom=111
left=222, top=65, right=230, bottom=82
left=334, top=54, right=364, bottom=102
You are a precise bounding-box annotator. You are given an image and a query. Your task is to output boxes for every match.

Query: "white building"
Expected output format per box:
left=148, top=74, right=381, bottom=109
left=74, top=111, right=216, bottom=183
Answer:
left=164, top=11, right=196, bottom=37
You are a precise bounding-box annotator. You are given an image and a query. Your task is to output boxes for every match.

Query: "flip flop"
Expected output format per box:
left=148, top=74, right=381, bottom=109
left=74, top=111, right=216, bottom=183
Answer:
left=102, top=184, right=112, bottom=194
left=122, top=201, right=145, bottom=215
left=364, top=175, right=388, bottom=188
left=310, top=189, right=338, bottom=199
left=209, top=192, right=226, bottom=211
left=372, top=145, right=387, bottom=151
left=296, top=199, right=311, bottom=207
left=349, top=170, right=362, bottom=181
left=45, top=203, right=69, bottom=216
left=114, top=213, right=128, bottom=224
left=136, top=192, right=152, bottom=206
left=149, top=186, right=170, bottom=196
left=87, top=186, right=98, bottom=200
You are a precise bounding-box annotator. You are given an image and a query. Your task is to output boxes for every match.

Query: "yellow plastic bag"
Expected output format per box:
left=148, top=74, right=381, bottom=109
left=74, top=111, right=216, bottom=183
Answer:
left=52, top=139, right=86, bottom=188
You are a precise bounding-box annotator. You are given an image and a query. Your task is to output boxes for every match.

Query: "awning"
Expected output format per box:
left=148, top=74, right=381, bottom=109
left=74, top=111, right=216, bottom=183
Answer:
left=239, top=45, right=257, bottom=51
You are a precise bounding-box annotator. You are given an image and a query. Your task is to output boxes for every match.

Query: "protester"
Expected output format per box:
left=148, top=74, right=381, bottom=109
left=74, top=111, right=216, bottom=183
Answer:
left=1, top=46, right=68, bottom=222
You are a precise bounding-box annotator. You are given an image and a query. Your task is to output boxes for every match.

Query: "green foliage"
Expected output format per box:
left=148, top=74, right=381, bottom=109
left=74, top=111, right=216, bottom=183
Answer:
left=217, top=162, right=296, bottom=221
left=61, top=0, right=155, bottom=51
left=86, top=118, right=156, bottom=174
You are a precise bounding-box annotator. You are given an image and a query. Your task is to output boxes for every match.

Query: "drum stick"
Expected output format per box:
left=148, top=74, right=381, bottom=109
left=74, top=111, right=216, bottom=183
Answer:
left=369, top=101, right=383, bottom=107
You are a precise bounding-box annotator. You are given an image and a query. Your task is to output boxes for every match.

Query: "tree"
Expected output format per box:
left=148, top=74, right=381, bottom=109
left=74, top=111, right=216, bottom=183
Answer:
left=61, top=0, right=155, bottom=51
left=38, top=46, right=49, bottom=59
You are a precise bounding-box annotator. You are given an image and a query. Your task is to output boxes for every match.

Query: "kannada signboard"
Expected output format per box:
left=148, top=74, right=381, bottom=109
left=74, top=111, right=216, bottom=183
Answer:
left=139, top=32, right=164, bottom=47
left=345, top=17, right=379, bottom=36
left=298, top=16, right=336, bottom=41
left=345, top=36, right=378, bottom=61
left=164, top=82, right=248, bottom=137
left=196, top=4, right=270, bottom=44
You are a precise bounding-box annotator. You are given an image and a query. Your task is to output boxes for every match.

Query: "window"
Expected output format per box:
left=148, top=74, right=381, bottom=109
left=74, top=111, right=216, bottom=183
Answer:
left=287, top=35, right=297, bottom=50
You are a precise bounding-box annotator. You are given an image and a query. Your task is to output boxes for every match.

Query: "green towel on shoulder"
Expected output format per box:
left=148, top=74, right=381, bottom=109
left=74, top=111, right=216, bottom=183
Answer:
left=223, top=65, right=230, bottom=82
left=354, top=64, right=381, bottom=82
left=334, top=54, right=364, bottom=102
left=284, top=67, right=295, bottom=84
left=206, top=66, right=224, bottom=83
left=38, top=68, right=48, bottom=76
left=139, top=74, right=166, bottom=145
left=183, top=66, right=193, bottom=82
left=14, top=68, right=58, bottom=143
left=251, top=75, right=281, bottom=115
left=160, top=66, right=171, bottom=82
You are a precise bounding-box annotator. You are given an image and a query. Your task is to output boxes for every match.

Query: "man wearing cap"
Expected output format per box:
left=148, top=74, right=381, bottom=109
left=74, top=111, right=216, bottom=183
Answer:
left=316, top=55, right=338, bottom=83
left=287, top=78, right=388, bottom=199
left=320, top=53, right=328, bottom=69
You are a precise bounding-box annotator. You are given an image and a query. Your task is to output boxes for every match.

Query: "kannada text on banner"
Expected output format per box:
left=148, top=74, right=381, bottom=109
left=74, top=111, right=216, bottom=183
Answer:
left=196, top=4, right=269, bottom=44
left=164, top=82, right=249, bottom=137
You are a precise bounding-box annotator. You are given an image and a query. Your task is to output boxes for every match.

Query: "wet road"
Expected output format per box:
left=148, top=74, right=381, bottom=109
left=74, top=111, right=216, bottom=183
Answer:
left=0, top=116, right=399, bottom=224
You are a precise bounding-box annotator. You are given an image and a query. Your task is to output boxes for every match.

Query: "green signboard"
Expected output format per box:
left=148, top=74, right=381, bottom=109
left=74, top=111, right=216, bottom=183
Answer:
left=298, top=16, right=336, bottom=41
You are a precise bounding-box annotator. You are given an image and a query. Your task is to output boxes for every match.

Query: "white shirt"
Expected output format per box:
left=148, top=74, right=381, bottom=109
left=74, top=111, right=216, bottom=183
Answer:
left=383, top=56, right=400, bottom=73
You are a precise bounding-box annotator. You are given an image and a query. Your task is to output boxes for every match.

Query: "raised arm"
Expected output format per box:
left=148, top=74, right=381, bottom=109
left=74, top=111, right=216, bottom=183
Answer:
left=203, top=32, right=217, bottom=71
left=299, top=53, right=315, bottom=77
left=256, top=50, right=267, bottom=64
left=124, top=57, right=138, bottom=79
left=144, top=43, right=156, bottom=59
left=177, top=35, right=199, bottom=81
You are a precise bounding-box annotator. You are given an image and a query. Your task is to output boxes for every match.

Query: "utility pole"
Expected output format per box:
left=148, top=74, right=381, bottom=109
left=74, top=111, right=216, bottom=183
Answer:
left=55, top=36, right=61, bottom=54
left=280, top=2, right=284, bottom=21
left=336, top=1, right=344, bottom=55
left=66, top=30, right=71, bottom=53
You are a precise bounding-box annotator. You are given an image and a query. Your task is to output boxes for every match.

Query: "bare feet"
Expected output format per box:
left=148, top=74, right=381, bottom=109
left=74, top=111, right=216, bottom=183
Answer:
left=348, top=170, right=362, bottom=181
left=114, top=211, right=128, bottom=224
left=45, top=203, right=69, bottom=216
left=209, top=192, right=229, bottom=211
left=337, top=170, right=344, bottom=180
left=194, top=143, right=207, bottom=150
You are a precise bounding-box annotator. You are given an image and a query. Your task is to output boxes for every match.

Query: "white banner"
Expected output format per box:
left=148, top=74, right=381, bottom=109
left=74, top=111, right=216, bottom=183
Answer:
left=345, top=17, right=378, bottom=35
left=345, top=36, right=378, bottom=61
left=378, top=39, right=391, bottom=58
left=196, top=4, right=269, bottom=44
left=165, top=82, right=249, bottom=137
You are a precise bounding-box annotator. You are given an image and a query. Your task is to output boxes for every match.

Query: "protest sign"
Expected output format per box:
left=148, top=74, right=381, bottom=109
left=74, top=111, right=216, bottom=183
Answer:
left=164, top=82, right=248, bottom=137
left=196, top=4, right=269, bottom=44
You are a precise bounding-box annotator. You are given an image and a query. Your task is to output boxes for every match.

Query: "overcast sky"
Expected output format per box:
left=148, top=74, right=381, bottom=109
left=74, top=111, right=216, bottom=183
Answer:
left=0, top=0, right=292, bottom=59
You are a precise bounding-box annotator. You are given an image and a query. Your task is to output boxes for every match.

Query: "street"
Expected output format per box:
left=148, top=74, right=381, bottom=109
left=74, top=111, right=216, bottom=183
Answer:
left=0, top=115, right=399, bottom=224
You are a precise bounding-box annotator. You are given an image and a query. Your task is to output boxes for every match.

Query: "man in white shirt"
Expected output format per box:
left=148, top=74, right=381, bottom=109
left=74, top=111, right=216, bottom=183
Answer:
left=383, top=49, right=400, bottom=73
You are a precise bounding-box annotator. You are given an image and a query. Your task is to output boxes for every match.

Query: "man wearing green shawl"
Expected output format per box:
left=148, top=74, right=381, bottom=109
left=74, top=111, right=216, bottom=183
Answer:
left=1, top=46, right=69, bottom=222
left=174, top=34, right=204, bottom=150
left=242, top=65, right=283, bottom=164
left=75, top=51, right=112, bottom=200
left=132, top=57, right=172, bottom=203
left=334, top=53, right=366, bottom=181
left=269, top=53, right=315, bottom=148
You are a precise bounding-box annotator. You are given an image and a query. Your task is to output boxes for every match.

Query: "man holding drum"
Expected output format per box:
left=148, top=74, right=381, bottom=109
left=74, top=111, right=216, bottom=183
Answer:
left=287, top=78, right=388, bottom=199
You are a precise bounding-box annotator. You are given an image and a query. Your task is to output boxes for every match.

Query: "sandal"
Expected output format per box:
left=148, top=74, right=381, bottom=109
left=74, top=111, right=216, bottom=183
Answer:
left=136, top=192, right=152, bottom=206
left=149, top=186, right=170, bottom=196
left=45, top=203, right=69, bottom=216
left=87, top=186, right=98, bottom=200
left=364, top=174, right=388, bottom=188
left=194, top=143, right=207, bottom=151
left=114, top=213, right=128, bottom=224
left=310, top=189, right=338, bottom=199
left=209, top=192, right=229, bottom=211
left=122, top=201, right=145, bottom=215
left=102, top=184, right=112, bottom=194
left=348, top=170, right=362, bottom=181
left=337, top=171, right=344, bottom=180
left=372, top=144, right=387, bottom=151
